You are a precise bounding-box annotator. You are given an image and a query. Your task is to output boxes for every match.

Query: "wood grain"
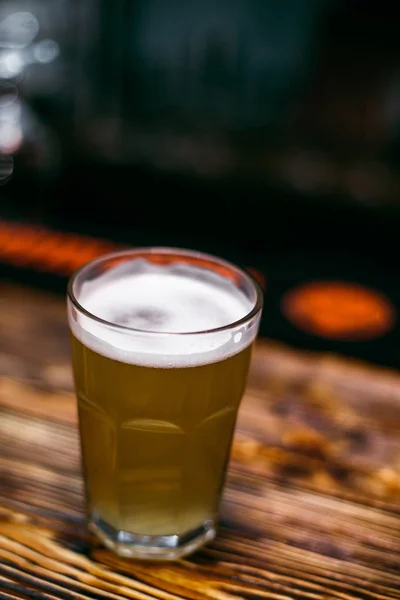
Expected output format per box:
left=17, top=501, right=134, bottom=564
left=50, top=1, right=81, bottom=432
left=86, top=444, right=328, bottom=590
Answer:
left=1, top=283, right=400, bottom=599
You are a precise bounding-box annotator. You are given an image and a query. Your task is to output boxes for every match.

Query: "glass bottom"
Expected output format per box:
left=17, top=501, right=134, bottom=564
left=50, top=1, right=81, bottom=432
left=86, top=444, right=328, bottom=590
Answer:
left=89, top=513, right=216, bottom=560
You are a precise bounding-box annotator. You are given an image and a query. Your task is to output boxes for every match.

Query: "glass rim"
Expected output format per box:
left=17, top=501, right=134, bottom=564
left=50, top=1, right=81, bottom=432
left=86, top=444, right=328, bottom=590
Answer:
left=67, top=247, right=263, bottom=337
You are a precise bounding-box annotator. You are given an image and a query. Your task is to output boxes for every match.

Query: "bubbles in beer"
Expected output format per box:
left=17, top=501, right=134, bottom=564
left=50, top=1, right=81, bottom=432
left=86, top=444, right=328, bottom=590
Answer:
left=71, top=260, right=258, bottom=368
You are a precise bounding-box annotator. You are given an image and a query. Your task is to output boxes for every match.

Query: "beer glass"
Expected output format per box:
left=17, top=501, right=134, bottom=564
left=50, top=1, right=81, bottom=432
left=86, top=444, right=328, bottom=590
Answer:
left=67, top=248, right=262, bottom=559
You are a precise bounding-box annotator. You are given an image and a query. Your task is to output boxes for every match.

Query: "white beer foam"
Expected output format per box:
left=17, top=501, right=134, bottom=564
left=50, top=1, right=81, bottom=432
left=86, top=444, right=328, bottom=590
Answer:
left=69, top=261, right=259, bottom=368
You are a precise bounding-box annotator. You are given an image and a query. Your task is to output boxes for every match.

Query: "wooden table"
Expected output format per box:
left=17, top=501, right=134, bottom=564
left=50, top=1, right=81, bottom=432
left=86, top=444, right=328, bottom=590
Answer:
left=1, top=283, right=400, bottom=600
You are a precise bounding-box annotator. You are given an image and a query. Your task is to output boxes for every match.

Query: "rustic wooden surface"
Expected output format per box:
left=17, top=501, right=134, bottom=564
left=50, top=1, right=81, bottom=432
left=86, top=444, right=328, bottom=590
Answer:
left=1, top=283, right=400, bottom=600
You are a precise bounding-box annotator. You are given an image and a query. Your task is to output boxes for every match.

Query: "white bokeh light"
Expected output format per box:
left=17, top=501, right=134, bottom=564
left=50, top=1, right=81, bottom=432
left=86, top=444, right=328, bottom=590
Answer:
left=0, top=120, right=22, bottom=153
left=0, top=50, right=24, bottom=78
left=0, top=12, right=39, bottom=49
left=33, top=39, right=60, bottom=64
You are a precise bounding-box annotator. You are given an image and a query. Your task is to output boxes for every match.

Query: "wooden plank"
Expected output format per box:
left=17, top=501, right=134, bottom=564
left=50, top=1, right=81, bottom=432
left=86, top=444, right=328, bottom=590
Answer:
left=1, top=284, right=400, bottom=599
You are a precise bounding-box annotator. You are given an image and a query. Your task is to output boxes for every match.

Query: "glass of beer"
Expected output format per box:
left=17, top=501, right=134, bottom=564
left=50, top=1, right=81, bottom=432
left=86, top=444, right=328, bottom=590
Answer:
left=67, top=248, right=263, bottom=559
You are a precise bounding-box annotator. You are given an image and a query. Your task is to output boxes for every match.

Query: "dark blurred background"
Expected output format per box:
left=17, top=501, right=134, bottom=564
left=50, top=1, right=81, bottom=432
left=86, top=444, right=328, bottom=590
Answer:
left=2, top=0, right=400, bottom=366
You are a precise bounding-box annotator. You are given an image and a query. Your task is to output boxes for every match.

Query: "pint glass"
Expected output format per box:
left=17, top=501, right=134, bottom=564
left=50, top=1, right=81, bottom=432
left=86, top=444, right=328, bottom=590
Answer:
left=67, top=248, right=262, bottom=559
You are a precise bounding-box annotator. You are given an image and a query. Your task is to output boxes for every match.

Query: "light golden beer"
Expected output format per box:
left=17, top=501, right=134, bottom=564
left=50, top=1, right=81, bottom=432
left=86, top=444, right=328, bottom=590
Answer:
left=68, top=249, right=262, bottom=559
left=71, top=337, right=252, bottom=536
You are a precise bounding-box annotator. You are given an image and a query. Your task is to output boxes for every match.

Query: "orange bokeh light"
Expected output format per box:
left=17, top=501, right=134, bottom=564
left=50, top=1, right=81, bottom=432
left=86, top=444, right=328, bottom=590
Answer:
left=282, top=281, right=396, bottom=341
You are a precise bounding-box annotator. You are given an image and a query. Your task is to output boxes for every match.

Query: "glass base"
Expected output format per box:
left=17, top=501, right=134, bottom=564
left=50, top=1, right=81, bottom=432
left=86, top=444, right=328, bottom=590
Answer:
left=89, top=513, right=216, bottom=560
